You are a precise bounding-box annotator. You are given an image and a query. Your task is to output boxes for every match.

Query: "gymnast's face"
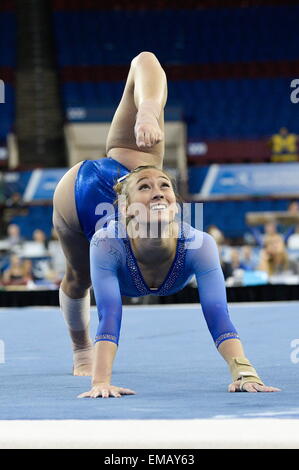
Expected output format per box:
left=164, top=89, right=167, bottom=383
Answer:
left=125, top=168, right=178, bottom=226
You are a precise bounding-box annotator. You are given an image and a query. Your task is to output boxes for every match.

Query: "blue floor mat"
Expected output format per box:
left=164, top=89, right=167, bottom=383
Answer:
left=0, top=302, right=298, bottom=420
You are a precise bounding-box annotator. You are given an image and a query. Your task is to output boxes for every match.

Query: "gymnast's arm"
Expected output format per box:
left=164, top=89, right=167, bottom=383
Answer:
left=78, top=234, right=135, bottom=399
left=192, top=232, right=280, bottom=392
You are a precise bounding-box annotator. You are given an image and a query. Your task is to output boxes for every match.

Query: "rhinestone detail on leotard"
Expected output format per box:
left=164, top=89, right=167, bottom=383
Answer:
left=122, top=224, right=189, bottom=296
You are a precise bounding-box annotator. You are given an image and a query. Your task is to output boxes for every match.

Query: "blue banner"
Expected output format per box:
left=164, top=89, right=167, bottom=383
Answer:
left=4, top=168, right=67, bottom=201
left=22, top=169, right=67, bottom=202
left=197, top=163, right=299, bottom=197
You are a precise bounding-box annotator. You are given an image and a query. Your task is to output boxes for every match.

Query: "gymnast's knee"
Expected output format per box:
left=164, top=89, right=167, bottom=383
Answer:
left=62, top=266, right=91, bottom=297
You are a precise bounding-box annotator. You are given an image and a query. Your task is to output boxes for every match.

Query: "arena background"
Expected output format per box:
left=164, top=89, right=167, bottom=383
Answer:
left=1, top=0, right=299, bottom=304
left=1, top=0, right=299, bottom=450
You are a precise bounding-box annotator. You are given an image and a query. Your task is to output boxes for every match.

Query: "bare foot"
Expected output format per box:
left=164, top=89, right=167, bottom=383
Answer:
left=73, top=346, right=94, bottom=376
left=134, top=100, right=163, bottom=148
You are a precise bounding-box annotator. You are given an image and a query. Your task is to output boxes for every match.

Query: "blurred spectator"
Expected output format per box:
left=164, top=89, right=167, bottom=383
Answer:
left=287, top=200, right=299, bottom=214
left=22, top=229, right=48, bottom=257
left=230, top=248, right=242, bottom=272
left=249, top=220, right=292, bottom=248
left=207, top=224, right=232, bottom=278
left=207, top=224, right=225, bottom=245
left=23, top=260, right=34, bottom=283
left=6, top=192, right=24, bottom=209
left=258, top=234, right=299, bottom=276
left=263, top=221, right=278, bottom=241
left=220, top=256, right=233, bottom=280
left=33, top=229, right=48, bottom=248
left=218, top=248, right=241, bottom=280
left=269, top=127, right=298, bottom=162
left=2, top=255, right=33, bottom=286
left=223, top=248, right=245, bottom=287
left=239, top=245, right=257, bottom=271
left=3, top=193, right=28, bottom=229
left=4, top=223, right=24, bottom=250
left=247, top=201, right=299, bottom=246
left=287, top=225, right=299, bottom=250
left=31, top=259, right=53, bottom=284
left=282, top=201, right=299, bottom=245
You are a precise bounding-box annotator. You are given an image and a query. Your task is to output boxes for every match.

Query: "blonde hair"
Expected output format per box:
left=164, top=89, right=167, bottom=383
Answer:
left=112, top=165, right=182, bottom=229
left=263, top=234, right=289, bottom=275
left=113, top=165, right=180, bottom=203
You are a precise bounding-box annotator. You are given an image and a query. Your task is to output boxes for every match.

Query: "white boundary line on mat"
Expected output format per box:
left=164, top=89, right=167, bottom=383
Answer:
left=0, top=419, right=298, bottom=449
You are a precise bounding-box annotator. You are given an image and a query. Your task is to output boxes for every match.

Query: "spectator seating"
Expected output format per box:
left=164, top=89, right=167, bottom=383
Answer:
left=51, top=4, right=299, bottom=163
left=52, top=7, right=299, bottom=66
left=61, top=78, right=298, bottom=140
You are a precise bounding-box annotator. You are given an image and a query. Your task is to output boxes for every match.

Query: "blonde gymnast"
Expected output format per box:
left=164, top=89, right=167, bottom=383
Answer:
left=53, top=52, right=280, bottom=398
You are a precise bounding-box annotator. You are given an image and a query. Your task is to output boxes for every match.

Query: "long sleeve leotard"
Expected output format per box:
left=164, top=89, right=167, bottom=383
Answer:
left=90, top=221, right=239, bottom=348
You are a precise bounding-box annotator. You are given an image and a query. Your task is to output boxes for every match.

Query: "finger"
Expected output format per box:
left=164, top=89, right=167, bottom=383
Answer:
left=244, top=382, right=279, bottom=393
left=243, top=382, right=258, bottom=392
left=118, top=388, right=136, bottom=395
left=257, top=385, right=281, bottom=392
left=111, top=391, right=121, bottom=398
left=101, top=389, right=109, bottom=398
left=252, top=383, right=271, bottom=392
left=228, top=383, right=237, bottom=392
left=229, top=379, right=243, bottom=392
left=77, top=392, right=91, bottom=398
left=251, top=383, right=262, bottom=392
left=242, top=382, right=266, bottom=392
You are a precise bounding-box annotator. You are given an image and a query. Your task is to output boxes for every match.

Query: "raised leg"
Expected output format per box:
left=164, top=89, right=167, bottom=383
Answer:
left=106, top=51, right=168, bottom=170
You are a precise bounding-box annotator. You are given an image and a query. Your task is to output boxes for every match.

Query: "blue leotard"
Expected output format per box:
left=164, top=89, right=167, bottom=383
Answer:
left=75, top=157, right=129, bottom=241
left=90, top=220, right=239, bottom=349
left=75, top=157, right=239, bottom=350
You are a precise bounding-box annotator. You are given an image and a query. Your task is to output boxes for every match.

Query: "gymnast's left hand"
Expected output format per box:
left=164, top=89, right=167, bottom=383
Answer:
left=77, top=383, right=136, bottom=399
left=228, top=380, right=281, bottom=393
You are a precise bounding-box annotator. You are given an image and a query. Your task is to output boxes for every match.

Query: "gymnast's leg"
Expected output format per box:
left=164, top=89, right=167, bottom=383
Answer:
left=106, top=51, right=168, bottom=170
left=52, top=53, right=167, bottom=377
left=53, top=162, right=93, bottom=376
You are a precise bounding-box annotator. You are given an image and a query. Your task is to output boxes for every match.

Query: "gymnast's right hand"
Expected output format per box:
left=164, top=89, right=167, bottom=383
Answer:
left=77, top=383, right=136, bottom=399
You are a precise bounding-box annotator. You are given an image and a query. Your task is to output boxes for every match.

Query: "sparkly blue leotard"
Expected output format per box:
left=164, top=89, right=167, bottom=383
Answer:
left=90, top=220, right=239, bottom=349
left=75, top=157, right=129, bottom=241
left=75, top=157, right=239, bottom=350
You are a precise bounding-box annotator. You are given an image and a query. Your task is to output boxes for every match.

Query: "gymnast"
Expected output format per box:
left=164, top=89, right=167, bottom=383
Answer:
left=53, top=52, right=280, bottom=398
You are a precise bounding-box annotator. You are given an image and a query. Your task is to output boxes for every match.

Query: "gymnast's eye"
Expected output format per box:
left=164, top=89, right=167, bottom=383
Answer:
left=138, top=181, right=170, bottom=190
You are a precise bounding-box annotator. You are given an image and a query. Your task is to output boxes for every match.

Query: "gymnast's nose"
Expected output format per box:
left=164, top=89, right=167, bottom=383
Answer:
left=151, top=192, right=165, bottom=201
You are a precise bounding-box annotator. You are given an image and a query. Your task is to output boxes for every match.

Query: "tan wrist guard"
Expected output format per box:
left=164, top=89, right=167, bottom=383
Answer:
left=229, top=357, right=264, bottom=391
